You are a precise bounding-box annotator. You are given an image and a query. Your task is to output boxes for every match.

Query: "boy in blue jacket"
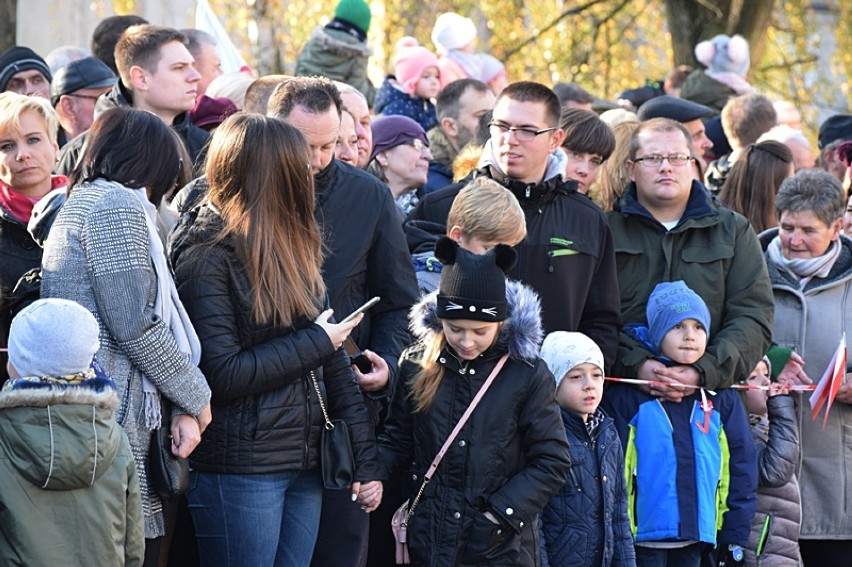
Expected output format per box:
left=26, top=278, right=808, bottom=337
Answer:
left=601, top=280, right=757, bottom=567
left=539, top=331, right=636, bottom=567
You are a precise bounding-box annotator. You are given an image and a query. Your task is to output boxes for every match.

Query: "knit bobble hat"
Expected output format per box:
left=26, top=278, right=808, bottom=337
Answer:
left=646, top=280, right=711, bottom=353
left=8, top=298, right=100, bottom=378
left=393, top=39, right=440, bottom=96
left=0, top=46, right=52, bottom=92
left=334, top=0, right=372, bottom=36
left=434, top=236, right=516, bottom=322
left=431, top=12, right=477, bottom=55
left=540, top=331, right=604, bottom=391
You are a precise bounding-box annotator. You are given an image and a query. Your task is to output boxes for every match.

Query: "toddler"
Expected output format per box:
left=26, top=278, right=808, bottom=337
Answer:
left=539, top=331, right=636, bottom=566
left=741, top=356, right=802, bottom=567
left=374, top=37, right=440, bottom=131
left=0, top=298, right=143, bottom=565
left=602, top=280, right=756, bottom=567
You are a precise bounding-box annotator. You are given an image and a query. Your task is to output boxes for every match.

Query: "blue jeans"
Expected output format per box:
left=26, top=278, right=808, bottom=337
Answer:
left=187, top=469, right=323, bottom=567
left=635, top=543, right=705, bottom=567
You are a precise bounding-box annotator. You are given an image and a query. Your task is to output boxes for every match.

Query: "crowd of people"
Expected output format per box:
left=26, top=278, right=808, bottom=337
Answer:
left=1, top=2, right=852, bottom=567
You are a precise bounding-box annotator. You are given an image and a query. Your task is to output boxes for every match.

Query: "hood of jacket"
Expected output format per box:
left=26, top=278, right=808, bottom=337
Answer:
left=0, top=385, right=121, bottom=491
left=308, top=25, right=372, bottom=57
left=409, top=279, right=543, bottom=364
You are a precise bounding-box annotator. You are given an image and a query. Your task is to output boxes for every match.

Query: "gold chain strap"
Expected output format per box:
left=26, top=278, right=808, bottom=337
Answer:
left=309, top=370, right=334, bottom=430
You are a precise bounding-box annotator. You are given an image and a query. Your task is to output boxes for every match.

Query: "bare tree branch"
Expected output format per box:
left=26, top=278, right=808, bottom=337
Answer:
left=503, top=0, right=609, bottom=60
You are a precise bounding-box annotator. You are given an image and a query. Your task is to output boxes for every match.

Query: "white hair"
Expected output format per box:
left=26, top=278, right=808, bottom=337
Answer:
left=757, top=124, right=810, bottom=148
left=45, top=45, right=91, bottom=74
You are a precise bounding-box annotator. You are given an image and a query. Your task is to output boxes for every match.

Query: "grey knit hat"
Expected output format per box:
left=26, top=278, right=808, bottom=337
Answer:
left=0, top=46, right=52, bottom=92
left=8, top=298, right=100, bottom=377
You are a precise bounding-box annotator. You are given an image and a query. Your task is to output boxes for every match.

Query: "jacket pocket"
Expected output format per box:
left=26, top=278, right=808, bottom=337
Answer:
left=679, top=244, right=734, bottom=300
left=459, top=507, right=521, bottom=563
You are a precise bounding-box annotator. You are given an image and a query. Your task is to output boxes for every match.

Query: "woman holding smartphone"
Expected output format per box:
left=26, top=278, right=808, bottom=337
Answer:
left=169, top=113, right=382, bottom=567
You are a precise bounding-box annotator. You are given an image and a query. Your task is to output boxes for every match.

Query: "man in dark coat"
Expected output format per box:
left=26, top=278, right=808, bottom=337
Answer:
left=407, top=81, right=621, bottom=372
left=56, top=25, right=209, bottom=174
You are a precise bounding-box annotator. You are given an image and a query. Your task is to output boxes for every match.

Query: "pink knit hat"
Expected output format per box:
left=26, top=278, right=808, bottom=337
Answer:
left=393, top=38, right=440, bottom=96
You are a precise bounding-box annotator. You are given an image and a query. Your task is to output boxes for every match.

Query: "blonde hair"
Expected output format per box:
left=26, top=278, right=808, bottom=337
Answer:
left=0, top=92, right=59, bottom=145
left=590, top=120, right=639, bottom=212
left=447, top=178, right=526, bottom=245
left=205, top=113, right=325, bottom=326
left=411, top=334, right=447, bottom=412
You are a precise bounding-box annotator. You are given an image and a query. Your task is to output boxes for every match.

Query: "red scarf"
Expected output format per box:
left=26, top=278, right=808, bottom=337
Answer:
left=0, top=176, right=67, bottom=223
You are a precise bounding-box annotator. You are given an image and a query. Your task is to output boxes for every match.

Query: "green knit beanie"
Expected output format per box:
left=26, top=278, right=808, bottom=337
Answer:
left=334, top=0, right=372, bottom=35
left=765, top=345, right=793, bottom=382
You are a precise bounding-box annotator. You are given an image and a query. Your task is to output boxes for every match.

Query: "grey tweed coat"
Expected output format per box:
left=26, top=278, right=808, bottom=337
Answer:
left=41, top=178, right=211, bottom=538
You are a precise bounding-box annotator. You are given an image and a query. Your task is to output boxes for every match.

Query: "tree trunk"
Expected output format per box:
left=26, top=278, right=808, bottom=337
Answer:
left=0, top=0, right=15, bottom=53
left=664, top=0, right=774, bottom=75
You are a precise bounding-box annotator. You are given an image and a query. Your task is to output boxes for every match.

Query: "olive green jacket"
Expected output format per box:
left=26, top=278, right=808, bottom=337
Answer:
left=608, top=182, right=774, bottom=389
left=0, top=386, right=144, bottom=566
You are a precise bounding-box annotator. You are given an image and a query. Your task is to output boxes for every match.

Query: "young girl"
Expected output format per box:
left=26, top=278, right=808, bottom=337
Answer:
left=377, top=236, right=570, bottom=566
left=374, top=37, right=440, bottom=131
left=539, top=331, right=636, bottom=567
left=741, top=356, right=802, bottom=567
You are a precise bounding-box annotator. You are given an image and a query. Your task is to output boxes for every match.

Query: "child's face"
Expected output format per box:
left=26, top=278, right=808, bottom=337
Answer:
left=415, top=67, right=441, bottom=100
left=745, top=360, right=770, bottom=415
left=659, top=318, right=707, bottom=364
left=441, top=318, right=501, bottom=360
left=555, top=362, right=604, bottom=422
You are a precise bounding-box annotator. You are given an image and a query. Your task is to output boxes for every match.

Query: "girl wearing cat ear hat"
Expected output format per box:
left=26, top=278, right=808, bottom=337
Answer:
left=376, top=236, right=571, bottom=566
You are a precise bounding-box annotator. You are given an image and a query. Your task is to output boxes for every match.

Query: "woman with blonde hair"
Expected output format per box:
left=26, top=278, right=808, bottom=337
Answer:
left=590, top=120, right=639, bottom=212
left=169, top=113, right=382, bottom=566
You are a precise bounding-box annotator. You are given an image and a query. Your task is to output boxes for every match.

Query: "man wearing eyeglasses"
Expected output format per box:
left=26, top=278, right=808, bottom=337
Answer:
left=608, top=117, right=773, bottom=400
left=50, top=57, right=117, bottom=148
left=407, top=81, right=621, bottom=371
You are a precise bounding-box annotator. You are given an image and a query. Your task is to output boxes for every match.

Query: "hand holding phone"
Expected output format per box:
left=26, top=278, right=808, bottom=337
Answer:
left=341, top=296, right=381, bottom=324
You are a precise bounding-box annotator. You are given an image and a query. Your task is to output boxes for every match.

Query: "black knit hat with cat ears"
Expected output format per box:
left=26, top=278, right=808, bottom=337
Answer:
left=435, top=236, right=517, bottom=322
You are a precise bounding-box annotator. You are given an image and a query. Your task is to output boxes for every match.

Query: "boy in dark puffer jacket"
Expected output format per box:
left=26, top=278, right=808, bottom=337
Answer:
left=539, top=331, right=636, bottom=567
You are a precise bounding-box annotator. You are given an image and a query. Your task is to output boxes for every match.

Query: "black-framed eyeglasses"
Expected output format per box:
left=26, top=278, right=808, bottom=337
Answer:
left=488, top=121, right=558, bottom=142
left=67, top=93, right=103, bottom=101
left=631, top=154, right=694, bottom=167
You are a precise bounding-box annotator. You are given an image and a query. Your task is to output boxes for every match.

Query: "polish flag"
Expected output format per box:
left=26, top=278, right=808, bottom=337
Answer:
left=810, top=333, right=847, bottom=430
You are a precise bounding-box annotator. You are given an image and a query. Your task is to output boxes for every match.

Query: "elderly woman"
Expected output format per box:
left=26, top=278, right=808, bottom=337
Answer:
left=758, top=169, right=852, bottom=567
left=0, top=92, right=66, bottom=378
left=41, top=106, right=212, bottom=566
left=366, top=114, right=431, bottom=217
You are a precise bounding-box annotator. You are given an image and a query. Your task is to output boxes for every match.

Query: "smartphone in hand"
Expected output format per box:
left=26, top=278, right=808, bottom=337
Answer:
left=341, top=296, right=380, bottom=324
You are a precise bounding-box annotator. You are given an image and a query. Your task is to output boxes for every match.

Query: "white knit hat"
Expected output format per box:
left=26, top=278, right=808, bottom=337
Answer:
left=431, top=12, right=477, bottom=55
left=8, top=298, right=100, bottom=377
left=540, top=331, right=604, bottom=390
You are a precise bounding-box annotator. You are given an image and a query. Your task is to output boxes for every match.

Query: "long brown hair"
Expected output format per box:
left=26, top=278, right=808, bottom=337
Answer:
left=205, top=113, right=325, bottom=326
left=718, top=141, right=793, bottom=233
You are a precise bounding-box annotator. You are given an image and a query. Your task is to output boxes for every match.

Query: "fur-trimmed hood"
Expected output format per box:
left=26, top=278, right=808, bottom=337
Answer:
left=0, top=386, right=123, bottom=490
left=409, top=279, right=543, bottom=363
left=309, top=25, right=372, bottom=57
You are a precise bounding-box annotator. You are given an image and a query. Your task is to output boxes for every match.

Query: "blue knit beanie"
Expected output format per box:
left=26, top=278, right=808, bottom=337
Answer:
left=646, top=281, right=711, bottom=352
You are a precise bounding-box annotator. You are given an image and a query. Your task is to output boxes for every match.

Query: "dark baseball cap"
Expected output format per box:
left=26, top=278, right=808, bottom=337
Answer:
left=50, top=56, right=116, bottom=107
left=818, top=114, right=852, bottom=149
left=637, top=95, right=714, bottom=123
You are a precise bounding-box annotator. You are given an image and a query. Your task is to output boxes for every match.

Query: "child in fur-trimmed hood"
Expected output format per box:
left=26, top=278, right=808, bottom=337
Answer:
left=0, top=298, right=144, bottom=566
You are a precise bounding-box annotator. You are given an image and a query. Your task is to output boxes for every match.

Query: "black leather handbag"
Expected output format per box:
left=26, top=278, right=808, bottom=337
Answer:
left=148, top=399, right=191, bottom=502
left=310, top=370, right=355, bottom=490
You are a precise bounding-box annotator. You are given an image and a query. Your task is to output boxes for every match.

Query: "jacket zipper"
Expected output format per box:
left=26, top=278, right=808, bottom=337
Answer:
left=303, top=375, right=311, bottom=470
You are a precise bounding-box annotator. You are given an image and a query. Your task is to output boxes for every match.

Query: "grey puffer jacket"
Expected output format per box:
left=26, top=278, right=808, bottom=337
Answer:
left=745, top=395, right=802, bottom=567
left=41, top=179, right=212, bottom=538
left=759, top=228, right=852, bottom=541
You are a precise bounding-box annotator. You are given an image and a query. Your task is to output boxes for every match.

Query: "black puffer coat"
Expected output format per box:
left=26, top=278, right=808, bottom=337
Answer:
left=377, top=281, right=571, bottom=566
left=169, top=204, right=378, bottom=478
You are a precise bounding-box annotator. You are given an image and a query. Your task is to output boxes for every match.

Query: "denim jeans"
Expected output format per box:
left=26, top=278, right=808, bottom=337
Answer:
left=635, top=543, right=705, bottom=567
left=187, top=469, right=323, bottom=567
